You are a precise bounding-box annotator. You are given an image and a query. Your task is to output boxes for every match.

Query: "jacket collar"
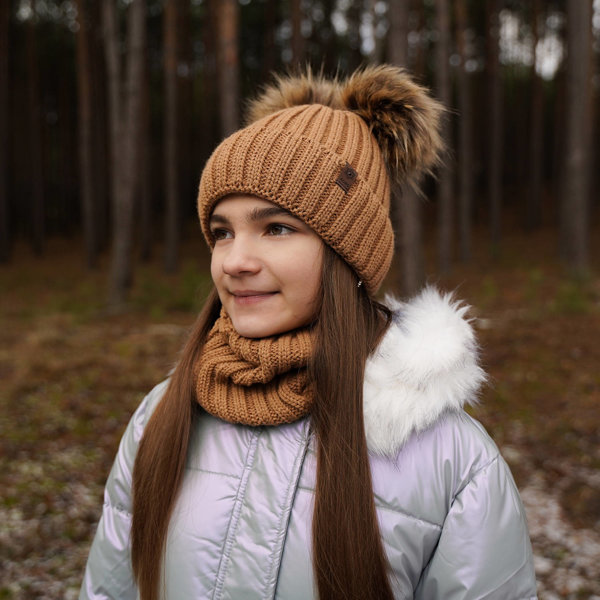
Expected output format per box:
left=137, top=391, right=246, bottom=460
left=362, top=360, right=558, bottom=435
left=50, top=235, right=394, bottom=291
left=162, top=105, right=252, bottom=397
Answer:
left=363, top=287, right=486, bottom=456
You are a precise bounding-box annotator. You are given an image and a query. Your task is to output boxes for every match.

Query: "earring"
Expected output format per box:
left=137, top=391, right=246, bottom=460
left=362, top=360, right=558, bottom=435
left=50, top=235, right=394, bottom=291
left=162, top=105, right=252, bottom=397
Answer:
left=357, top=280, right=363, bottom=288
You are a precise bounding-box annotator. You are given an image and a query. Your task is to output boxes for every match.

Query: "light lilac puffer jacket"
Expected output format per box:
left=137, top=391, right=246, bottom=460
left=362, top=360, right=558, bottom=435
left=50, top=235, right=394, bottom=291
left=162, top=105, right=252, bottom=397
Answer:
left=80, top=289, right=538, bottom=599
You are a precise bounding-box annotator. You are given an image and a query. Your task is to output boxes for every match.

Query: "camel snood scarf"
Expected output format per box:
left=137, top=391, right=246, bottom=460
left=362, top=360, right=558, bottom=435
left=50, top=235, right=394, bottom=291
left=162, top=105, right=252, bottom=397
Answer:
left=194, top=310, right=314, bottom=426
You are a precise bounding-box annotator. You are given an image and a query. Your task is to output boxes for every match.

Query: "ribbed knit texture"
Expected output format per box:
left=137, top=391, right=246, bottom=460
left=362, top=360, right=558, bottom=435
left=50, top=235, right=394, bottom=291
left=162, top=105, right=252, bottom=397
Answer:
left=195, top=310, right=314, bottom=426
left=198, top=104, right=394, bottom=294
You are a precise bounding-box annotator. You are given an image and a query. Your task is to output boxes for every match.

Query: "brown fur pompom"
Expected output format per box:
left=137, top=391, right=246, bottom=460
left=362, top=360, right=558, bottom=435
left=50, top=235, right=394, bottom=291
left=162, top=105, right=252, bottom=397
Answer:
left=340, top=64, right=444, bottom=186
left=245, top=67, right=342, bottom=125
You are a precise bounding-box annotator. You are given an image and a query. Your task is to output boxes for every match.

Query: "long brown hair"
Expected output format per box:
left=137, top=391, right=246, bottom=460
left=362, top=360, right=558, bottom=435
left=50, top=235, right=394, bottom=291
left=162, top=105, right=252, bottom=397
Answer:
left=131, top=246, right=394, bottom=599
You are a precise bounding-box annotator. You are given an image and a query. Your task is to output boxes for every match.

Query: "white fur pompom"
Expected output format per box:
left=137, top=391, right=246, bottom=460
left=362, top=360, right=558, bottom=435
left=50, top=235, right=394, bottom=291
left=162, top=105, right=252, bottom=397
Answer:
left=363, top=287, right=486, bottom=456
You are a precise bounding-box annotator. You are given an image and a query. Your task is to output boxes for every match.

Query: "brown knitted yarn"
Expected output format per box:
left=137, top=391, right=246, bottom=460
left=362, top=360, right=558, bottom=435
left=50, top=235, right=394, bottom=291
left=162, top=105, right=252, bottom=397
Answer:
left=195, top=310, right=314, bottom=426
left=198, top=103, right=394, bottom=295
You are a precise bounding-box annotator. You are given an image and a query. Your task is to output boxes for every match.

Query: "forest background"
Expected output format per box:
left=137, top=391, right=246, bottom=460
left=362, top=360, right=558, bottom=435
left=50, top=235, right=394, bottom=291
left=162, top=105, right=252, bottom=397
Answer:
left=1, top=0, right=599, bottom=598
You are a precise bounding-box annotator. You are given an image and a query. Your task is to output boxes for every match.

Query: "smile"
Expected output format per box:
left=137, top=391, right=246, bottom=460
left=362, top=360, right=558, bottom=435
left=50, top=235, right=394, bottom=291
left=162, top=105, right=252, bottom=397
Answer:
left=231, top=291, right=277, bottom=305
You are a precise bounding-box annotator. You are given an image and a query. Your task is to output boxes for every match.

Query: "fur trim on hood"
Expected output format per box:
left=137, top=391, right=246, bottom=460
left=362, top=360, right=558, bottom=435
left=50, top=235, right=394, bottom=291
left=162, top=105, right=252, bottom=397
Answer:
left=363, top=287, right=486, bottom=456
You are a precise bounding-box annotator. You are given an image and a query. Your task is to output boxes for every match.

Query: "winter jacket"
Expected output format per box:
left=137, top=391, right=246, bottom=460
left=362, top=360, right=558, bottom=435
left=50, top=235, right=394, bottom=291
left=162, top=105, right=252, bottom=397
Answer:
left=80, top=288, right=538, bottom=599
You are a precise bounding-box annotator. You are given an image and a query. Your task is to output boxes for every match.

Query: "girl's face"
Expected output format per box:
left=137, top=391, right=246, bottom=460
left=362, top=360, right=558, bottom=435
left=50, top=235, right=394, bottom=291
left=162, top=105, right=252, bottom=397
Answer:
left=209, top=194, right=324, bottom=338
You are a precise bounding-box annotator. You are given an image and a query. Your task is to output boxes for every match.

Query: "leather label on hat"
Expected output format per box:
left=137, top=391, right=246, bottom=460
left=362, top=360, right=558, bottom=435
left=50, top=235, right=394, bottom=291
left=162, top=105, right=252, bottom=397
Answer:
left=335, top=162, right=358, bottom=193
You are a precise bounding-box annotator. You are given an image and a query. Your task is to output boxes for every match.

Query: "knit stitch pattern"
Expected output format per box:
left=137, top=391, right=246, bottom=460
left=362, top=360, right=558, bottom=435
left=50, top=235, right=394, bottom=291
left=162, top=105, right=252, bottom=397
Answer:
left=195, top=310, right=314, bottom=426
left=198, top=103, right=394, bottom=294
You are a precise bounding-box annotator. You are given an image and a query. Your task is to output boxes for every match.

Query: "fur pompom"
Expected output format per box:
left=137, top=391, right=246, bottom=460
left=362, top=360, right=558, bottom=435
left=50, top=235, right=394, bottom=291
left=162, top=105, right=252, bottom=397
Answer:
left=245, top=68, right=342, bottom=125
left=340, top=64, right=444, bottom=186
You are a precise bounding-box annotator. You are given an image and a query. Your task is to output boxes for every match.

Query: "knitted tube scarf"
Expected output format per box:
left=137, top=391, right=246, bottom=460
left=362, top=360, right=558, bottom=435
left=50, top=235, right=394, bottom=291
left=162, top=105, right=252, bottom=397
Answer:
left=194, top=310, right=314, bottom=426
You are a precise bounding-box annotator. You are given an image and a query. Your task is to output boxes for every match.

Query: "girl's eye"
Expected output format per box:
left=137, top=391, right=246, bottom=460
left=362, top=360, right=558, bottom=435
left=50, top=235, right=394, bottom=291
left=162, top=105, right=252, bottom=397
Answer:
left=267, top=223, right=293, bottom=236
left=211, top=228, right=231, bottom=241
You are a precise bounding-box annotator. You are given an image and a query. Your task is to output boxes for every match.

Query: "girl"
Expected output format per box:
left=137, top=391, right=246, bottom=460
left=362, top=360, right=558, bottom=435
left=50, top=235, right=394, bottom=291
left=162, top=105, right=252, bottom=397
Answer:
left=81, top=65, right=537, bottom=599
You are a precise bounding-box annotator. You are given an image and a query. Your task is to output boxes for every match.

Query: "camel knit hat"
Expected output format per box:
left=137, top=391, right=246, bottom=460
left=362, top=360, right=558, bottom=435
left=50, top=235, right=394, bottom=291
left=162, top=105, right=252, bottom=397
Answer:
left=198, top=65, right=444, bottom=294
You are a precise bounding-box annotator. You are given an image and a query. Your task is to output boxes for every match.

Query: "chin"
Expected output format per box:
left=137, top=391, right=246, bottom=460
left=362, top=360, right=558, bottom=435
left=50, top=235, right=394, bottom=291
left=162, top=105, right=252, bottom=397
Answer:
left=229, top=314, right=299, bottom=339
left=229, top=315, right=275, bottom=338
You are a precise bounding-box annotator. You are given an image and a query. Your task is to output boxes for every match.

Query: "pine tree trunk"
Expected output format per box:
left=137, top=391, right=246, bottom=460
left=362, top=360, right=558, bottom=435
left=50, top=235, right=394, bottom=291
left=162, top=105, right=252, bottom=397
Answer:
left=164, top=0, right=179, bottom=272
left=387, top=0, right=408, bottom=67
left=0, top=0, right=10, bottom=262
left=291, top=0, right=304, bottom=65
left=217, top=0, right=239, bottom=138
left=76, top=0, right=98, bottom=267
left=434, top=0, right=453, bottom=274
left=387, top=0, right=424, bottom=297
left=527, top=0, right=543, bottom=230
left=26, top=5, right=45, bottom=255
left=91, top=0, right=109, bottom=251
left=139, top=24, right=152, bottom=262
left=560, top=0, right=592, bottom=275
left=414, top=0, right=426, bottom=79
left=486, top=0, right=503, bottom=252
left=454, top=0, right=473, bottom=262
left=104, top=0, right=146, bottom=308
left=261, top=0, right=277, bottom=80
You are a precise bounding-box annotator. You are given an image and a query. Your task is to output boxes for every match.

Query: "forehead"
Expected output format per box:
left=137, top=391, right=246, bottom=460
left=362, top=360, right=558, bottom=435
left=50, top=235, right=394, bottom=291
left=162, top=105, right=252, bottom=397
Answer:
left=210, top=194, right=295, bottom=220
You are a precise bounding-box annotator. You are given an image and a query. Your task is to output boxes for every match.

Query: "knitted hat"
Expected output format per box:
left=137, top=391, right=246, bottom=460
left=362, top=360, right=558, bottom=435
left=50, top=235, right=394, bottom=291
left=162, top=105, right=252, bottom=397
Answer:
left=198, top=65, right=443, bottom=294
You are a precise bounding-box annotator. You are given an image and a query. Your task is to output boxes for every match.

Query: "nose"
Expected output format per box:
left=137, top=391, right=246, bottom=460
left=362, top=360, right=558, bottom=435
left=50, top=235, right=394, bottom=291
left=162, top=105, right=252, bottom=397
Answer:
left=221, top=236, right=262, bottom=276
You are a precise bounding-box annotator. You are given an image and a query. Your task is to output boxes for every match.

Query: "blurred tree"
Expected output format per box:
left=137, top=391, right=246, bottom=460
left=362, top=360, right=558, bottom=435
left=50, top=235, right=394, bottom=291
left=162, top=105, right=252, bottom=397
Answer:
left=345, top=0, right=364, bottom=71
left=164, top=0, right=179, bottom=273
left=388, top=0, right=408, bottom=67
left=216, top=0, right=240, bottom=137
left=26, top=1, right=45, bottom=255
left=104, top=0, right=147, bottom=308
left=413, top=0, right=426, bottom=78
left=527, top=0, right=543, bottom=230
left=561, top=0, right=592, bottom=275
left=261, top=0, right=278, bottom=80
left=75, top=0, right=98, bottom=268
left=486, top=0, right=503, bottom=253
left=454, top=0, right=473, bottom=261
left=90, top=0, right=110, bottom=252
left=434, top=0, right=453, bottom=274
left=139, top=41, right=153, bottom=262
left=388, top=0, right=425, bottom=296
left=0, top=0, right=9, bottom=262
left=291, top=0, right=305, bottom=64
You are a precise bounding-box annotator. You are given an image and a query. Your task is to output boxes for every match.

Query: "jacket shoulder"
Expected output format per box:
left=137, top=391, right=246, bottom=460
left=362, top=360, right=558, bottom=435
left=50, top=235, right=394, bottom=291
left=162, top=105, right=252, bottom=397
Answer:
left=370, top=410, right=502, bottom=521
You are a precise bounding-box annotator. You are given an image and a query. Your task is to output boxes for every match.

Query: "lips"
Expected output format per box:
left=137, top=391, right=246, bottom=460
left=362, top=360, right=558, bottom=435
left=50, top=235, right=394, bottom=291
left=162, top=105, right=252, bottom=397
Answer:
left=231, top=290, right=277, bottom=305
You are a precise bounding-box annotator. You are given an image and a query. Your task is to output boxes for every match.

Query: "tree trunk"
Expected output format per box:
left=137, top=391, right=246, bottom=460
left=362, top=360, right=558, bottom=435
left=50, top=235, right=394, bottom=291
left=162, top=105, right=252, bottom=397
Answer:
left=387, top=0, right=424, bottom=297
left=387, top=0, right=409, bottom=67
left=76, top=0, right=98, bottom=267
left=291, top=0, right=304, bottom=65
left=261, top=0, right=277, bottom=81
left=0, top=0, right=10, bottom=262
left=26, top=4, right=44, bottom=255
left=164, top=0, right=178, bottom=272
left=486, top=0, right=503, bottom=253
left=139, top=18, right=152, bottom=261
left=217, top=0, right=239, bottom=138
left=434, top=0, right=453, bottom=274
left=344, top=0, right=363, bottom=71
left=91, top=0, right=109, bottom=251
left=454, top=0, right=473, bottom=262
left=104, top=0, right=146, bottom=308
left=413, top=0, right=426, bottom=79
left=560, top=0, right=592, bottom=275
left=527, top=0, right=543, bottom=230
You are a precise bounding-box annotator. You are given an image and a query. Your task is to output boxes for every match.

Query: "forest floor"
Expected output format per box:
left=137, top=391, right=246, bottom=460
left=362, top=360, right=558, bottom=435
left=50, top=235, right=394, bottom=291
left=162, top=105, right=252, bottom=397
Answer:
left=1, top=222, right=599, bottom=599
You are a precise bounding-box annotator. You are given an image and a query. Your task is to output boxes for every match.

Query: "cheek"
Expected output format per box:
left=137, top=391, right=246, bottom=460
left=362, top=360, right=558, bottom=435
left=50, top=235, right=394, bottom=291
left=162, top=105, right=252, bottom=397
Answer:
left=210, top=253, right=222, bottom=288
left=291, top=248, right=322, bottom=304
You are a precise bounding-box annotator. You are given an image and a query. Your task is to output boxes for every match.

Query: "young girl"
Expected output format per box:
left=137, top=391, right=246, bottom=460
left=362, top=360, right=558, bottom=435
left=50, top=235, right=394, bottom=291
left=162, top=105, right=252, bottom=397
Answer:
left=81, top=65, right=537, bottom=600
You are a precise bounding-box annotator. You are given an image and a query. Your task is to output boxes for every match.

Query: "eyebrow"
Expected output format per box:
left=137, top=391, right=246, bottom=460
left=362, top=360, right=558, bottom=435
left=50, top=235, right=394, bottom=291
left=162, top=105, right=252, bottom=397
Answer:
left=209, top=205, right=298, bottom=226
